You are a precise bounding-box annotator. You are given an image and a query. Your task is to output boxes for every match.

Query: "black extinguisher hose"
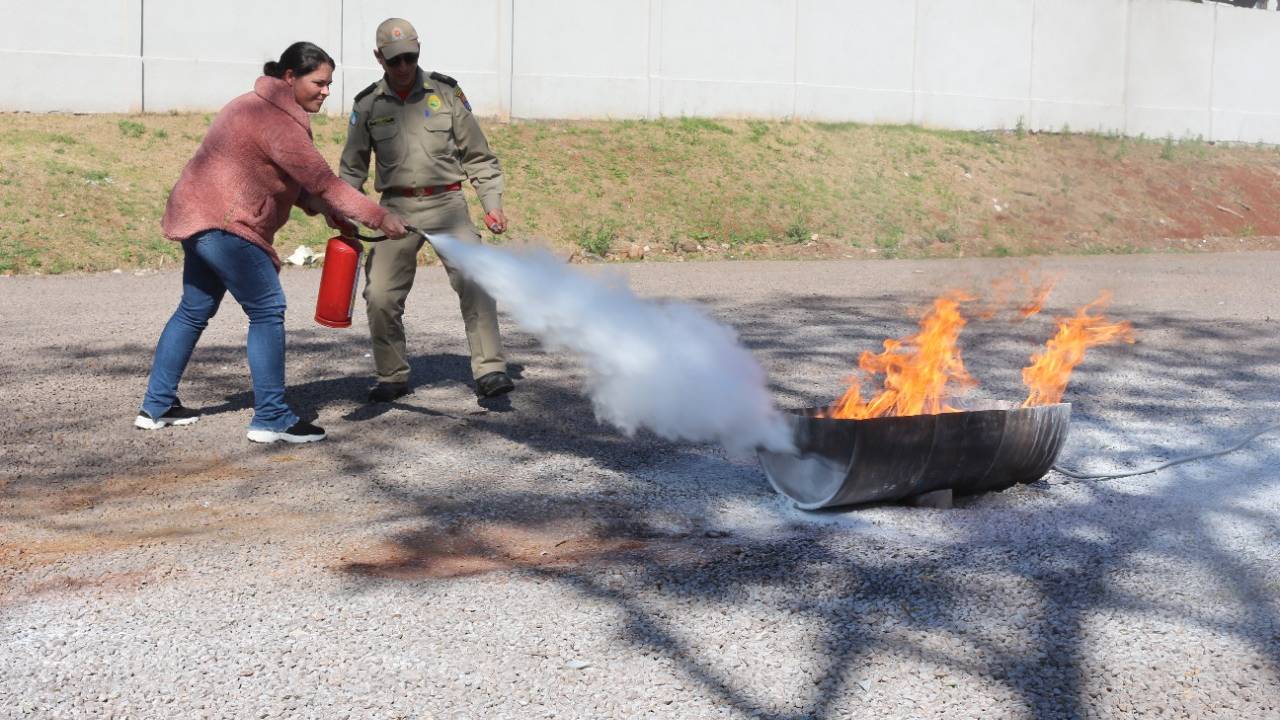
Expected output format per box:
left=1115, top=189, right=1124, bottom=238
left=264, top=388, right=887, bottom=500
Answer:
left=339, top=221, right=428, bottom=245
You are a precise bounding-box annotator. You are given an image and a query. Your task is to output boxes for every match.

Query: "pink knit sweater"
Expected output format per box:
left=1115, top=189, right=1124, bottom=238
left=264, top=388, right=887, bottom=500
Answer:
left=161, top=76, right=387, bottom=269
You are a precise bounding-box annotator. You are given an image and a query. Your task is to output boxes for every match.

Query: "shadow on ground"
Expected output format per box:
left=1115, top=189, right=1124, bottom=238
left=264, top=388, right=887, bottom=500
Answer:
left=3, top=290, right=1279, bottom=718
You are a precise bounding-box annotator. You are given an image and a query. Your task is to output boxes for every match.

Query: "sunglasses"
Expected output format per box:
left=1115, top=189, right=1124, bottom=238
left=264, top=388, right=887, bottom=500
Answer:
left=384, top=53, right=418, bottom=68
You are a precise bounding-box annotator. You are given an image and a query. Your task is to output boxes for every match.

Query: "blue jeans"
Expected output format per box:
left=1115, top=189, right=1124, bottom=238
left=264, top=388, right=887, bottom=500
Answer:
left=140, top=229, right=298, bottom=432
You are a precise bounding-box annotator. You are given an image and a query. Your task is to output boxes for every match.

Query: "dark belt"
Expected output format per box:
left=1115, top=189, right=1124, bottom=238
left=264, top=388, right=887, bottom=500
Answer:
left=389, top=182, right=462, bottom=197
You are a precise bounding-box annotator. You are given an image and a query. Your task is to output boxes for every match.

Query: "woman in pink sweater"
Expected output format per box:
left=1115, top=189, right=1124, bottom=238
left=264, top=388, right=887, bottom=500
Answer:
left=136, top=42, right=407, bottom=444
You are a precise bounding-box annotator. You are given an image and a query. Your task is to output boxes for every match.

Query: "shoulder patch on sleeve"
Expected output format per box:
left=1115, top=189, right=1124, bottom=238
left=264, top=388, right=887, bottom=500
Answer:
left=454, top=87, right=472, bottom=112
left=353, top=82, right=378, bottom=105
left=429, top=71, right=458, bottom=88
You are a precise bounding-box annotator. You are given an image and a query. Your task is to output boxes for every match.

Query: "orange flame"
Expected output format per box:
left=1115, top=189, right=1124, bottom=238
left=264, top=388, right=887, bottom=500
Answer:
left=825, top=293, right=976, bottom=419
left=1021, top=292, right=1135, bottom=407
left=971, top=277, right=1013, bottom=321
left=824, top=285, right=1134, bottom=419
left=1018, top=277, right=1055, bottom=319
left=972, top=271, right=1056, bottom=321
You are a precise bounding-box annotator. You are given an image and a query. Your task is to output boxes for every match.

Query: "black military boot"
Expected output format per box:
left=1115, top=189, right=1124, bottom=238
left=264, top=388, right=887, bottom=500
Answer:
left=475, top=371, right=515, bottom=398
left=367, top=381, right=411, bottom=403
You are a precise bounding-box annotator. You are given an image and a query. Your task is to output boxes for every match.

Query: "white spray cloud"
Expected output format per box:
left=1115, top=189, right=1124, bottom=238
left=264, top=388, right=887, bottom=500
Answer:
left=428, top=234, right=796, bottom=456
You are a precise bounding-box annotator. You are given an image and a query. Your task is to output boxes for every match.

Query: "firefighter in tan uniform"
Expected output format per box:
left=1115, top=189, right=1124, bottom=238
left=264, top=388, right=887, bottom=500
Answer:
left=340, top=17, right=514, bottom=403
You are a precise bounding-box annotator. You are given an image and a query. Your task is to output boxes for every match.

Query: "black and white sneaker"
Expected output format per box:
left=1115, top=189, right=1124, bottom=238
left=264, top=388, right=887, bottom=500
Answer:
left=246, top=420, right=327, bottom=444
left=135, top=401, right=201, bottom=430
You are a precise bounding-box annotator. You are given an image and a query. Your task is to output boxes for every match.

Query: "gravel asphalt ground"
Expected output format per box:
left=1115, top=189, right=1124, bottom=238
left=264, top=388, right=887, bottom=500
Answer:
left=2, top=252, right=1278, bottom=719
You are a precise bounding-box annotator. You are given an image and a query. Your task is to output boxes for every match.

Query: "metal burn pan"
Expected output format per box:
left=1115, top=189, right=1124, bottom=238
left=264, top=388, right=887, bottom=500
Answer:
left=758, top=403, right=1071, bottom=510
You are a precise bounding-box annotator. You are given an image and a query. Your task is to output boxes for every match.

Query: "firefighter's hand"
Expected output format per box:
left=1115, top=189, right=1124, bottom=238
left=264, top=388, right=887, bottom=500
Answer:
left=484, top=209, right=508, bottom=235
left=324, top=213, right=358, bottom=237
left=379, top=213, right=409, bottom=239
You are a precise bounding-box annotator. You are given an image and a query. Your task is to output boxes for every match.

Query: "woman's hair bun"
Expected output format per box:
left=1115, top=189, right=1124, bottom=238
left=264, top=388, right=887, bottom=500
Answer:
left=263, top=43, right=333, bottom=80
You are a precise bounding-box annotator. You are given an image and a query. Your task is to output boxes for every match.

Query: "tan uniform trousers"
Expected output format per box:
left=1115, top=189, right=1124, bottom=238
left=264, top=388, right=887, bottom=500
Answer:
left=363, top=190, right=506, bottom=384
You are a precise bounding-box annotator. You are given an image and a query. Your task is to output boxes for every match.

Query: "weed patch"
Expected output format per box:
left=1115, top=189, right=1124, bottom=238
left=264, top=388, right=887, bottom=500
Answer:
left=784, top=220, right=810, bottom=244
left=118, top=120, right=146, bottom=139
left=875, top=224, right=904, bottom=254
left=573, top=222, right=616, bottom=256
left=815, top=122, right=862, bottom=133
left=678, top=117, right=733, bottom=135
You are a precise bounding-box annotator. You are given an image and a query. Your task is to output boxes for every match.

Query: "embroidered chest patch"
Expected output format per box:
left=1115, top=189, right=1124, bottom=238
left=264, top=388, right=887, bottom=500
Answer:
left=426, top=94, right=443, bottom=112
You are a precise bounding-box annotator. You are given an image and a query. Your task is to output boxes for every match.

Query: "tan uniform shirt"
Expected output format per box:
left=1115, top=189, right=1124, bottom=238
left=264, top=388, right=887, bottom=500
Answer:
left=340, top=70, right=504, bottom=213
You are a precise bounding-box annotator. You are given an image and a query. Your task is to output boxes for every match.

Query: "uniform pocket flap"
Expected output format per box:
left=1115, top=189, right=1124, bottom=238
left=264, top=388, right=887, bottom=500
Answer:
left=425, top=113, right=452, bottom=132
left=370, top=117, right=399, bottom=140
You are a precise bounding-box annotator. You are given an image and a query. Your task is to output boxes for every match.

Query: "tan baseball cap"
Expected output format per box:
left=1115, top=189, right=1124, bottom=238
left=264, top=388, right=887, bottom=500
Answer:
left=376, top=18, right=420, bottom=59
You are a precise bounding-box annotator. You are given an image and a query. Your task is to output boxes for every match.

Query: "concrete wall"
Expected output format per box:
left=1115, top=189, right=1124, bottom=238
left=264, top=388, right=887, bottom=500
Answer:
left=511, top=0, right=651, bottom=119
left=1030, top=0, right=1129, bottom=134
left=142, top=1, right=345, bottom=113
left=1211, top=2, right=1280, bottom=143
left=913, top=0, right=1034, bottom=131
left=1127, top=0, right=1216, bottom=139
left=657, top=0, right=798, bottom=119
left=2, top=0, right=1279, bottom=143
left=794, top=0, right=917, bottom=125
left=0, top=0, right=143, bottom=112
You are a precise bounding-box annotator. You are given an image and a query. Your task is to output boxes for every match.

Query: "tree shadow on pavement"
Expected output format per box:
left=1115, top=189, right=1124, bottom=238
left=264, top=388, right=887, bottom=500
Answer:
left=3, top=289, right=1279, bottom=718
left=326, top=292, right=1280, bottom=719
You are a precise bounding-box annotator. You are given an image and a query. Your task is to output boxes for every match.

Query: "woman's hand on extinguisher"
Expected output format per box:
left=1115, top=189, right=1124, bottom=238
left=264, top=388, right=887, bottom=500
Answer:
left=324, top=212, right=358, bottom=237
left=379, top=213, right=409, bottom=239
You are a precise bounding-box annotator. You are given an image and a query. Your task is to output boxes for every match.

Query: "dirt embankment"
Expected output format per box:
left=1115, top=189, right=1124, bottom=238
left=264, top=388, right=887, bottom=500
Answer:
left=1, top=114, right=1278, bottom=274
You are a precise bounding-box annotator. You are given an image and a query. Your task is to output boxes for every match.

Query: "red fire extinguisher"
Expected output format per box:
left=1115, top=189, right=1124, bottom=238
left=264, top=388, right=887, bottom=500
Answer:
left=315, top=235, right=364, bottom=328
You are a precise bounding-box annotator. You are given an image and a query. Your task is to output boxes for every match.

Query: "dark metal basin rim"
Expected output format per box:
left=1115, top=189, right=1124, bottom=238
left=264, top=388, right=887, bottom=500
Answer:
left=757, top=403, right=1071, bottom=510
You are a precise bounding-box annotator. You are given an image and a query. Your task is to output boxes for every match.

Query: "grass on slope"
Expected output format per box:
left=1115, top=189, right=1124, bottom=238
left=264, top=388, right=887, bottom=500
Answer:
left=1, top=112, right=1278, bottom=274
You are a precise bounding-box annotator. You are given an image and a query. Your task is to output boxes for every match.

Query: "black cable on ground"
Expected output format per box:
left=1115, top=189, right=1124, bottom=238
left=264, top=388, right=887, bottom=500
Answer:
left=1049, top=422, right=1280, bottom=483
